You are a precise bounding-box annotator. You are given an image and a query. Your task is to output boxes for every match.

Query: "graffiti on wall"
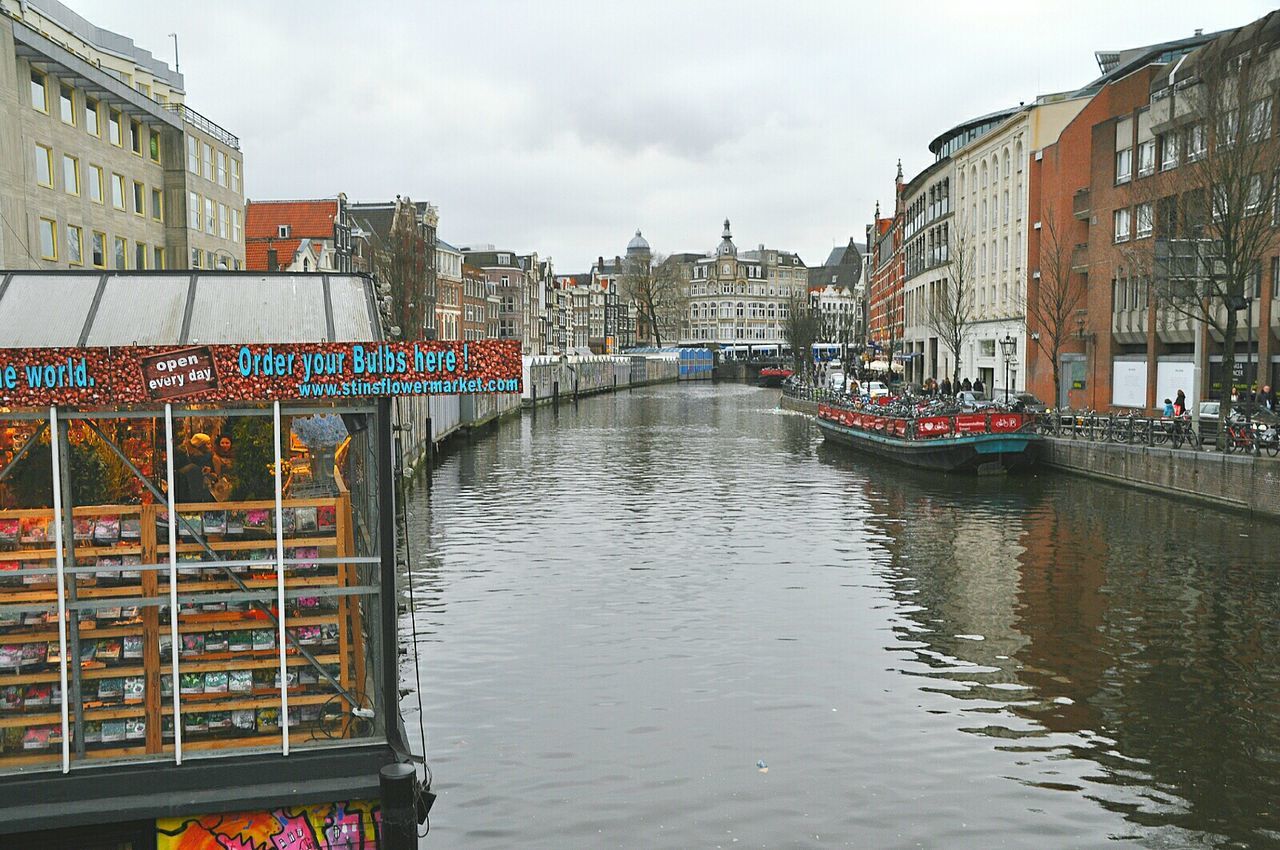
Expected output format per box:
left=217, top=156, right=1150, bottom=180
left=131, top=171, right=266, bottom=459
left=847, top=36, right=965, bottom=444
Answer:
left=156, top=801, right=382, bottom=850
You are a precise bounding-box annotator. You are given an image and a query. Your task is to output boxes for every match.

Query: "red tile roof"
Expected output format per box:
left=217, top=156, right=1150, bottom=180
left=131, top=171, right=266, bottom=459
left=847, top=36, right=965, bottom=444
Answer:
left=244, top=199, right=339, bottom=240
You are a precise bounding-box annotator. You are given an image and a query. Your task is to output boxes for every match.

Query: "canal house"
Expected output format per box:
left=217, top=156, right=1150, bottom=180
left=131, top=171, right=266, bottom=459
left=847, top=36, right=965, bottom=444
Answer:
left=0, top=271, right=465, bottom=849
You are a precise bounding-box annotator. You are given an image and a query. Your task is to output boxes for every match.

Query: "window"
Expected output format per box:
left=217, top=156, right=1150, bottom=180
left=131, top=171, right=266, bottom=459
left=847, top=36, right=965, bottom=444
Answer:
left=109, top=109, right=122, bottom=146
left=1247, top=174, right=1263, bottom=214
left=205, top=197, right=215, bottom=234
left=34, top=144, right=53, bottom=188
left=59, top=84, right=75, bottom=125
left=187, top=136, right=199, bottom=173
left=1115, top=147, right=1132, bottom=184
left=1114, top=208, right=1131, bottom=243
left=85, top=97, right=100, bottom=137
left=113, top=236, right=128, bottom=269
left=88, top=164, right=103, bottom=204
left=1219, top=109, right=1239, bottom=148
left=111, top=173, right=126, bottom=210
left=1273, top=257, right=1280, bottom=299
left=131, top=181, right=144, bottom=216
left=135, top=81, right=151, bottom=98
left=135, top=242, right=147, bottom=270
left=202, top=143, right=213, bottom=181
left=149, top=131, right=161, bottom=163
left=232, top=208, right=241, bottom=243
left=1136, top=202, right=1152, bottom=239
left=30, top=69, right=48, bottom=113
left=189, top=192, right=201, bottom=230
left=153, top=246, right=166, bottom=270
left=1249, top=98, right=1272, bottom=141
left=66, top=224, right=83, bottom=265
left=217, top=151, right=227, bottom=186
left=980, top=339, right=996, bottom=357
left=38, top=218, right=57, bottom=261
left=148, top=187, right=163, bottom=221
left=130, top=119, right=142, bottom=155
left=61, top=154, right=79, bottom=195
left=1137, top=140, right=1155, bottom=176
left=219, top=203, right=228, bottom=239
left=191, top=247, right=202, bottom=269
left=1160, top=133, right=1179, bottom=171
left=1185, top=124, right=1204, bottom=161
left=91, top=231, right=106, bottom=268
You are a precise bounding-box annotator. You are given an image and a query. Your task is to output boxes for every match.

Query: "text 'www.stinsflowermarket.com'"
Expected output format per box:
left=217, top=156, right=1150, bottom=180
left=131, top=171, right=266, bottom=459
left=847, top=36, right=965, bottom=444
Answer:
left=297, top=377, right=520, bottom=397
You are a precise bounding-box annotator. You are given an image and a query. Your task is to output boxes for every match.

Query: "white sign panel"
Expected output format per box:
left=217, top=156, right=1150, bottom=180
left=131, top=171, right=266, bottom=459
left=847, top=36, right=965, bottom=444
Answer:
left=1111, top=359, right=1148, bottom=408
left=1155, top=361, right=1194, bottom=409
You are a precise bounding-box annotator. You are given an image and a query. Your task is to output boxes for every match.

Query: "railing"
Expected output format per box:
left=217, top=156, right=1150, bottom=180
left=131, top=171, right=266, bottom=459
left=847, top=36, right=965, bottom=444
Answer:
left=1072, top=188, right=1091, bottom=220
left=780, top=382, right=839, bottom=403
left=1070, top=244, right=1089, bottom=273
left=1036, top=410, right=1278, bottom=456
left=166, top=103, right=241, bottom=151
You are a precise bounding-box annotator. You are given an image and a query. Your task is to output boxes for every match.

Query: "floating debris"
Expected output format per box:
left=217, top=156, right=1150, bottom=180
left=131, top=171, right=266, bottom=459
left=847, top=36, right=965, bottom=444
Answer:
left=757, top=759, right=769, bottom=773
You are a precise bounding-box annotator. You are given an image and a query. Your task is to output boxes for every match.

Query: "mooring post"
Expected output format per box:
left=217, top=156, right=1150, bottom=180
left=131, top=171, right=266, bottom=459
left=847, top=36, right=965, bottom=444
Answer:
left=379, top=762, right=418, bottom=850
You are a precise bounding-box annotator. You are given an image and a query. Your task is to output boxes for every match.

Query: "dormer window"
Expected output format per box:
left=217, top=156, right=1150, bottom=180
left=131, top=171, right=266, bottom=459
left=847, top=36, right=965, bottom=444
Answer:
left=278, top=225, right=291, bottom=238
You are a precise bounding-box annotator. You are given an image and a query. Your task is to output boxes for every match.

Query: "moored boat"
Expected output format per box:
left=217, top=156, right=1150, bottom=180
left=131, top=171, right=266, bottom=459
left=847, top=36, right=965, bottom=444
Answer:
left=816, top=401, right=1041, bottom=473
left=757, top=367, right=794, bottom=388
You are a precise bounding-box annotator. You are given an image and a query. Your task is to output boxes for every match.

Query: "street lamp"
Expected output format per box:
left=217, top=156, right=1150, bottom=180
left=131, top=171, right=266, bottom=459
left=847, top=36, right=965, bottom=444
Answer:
left=999, top=333, right=1016, bottom=401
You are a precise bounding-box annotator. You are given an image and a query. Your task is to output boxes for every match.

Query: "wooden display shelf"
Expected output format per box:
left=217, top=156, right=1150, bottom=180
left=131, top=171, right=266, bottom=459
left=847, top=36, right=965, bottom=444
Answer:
left=158, top=536, right=337, bottom=555
left=0, top=544, right=143, bottom=560
left=0, top=703, right=146, bottom=729
left=0, top=664, right=145, bottom=687
left=162, top=692, right=335, bottom=716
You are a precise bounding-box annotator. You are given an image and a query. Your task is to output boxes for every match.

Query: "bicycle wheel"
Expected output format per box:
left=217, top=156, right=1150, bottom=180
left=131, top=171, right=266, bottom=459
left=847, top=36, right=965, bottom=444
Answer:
left=1153, top=423, right=1169, bottom=445
left=1265, top=440, right=1279, bottom=458
left=1185, top=427, right=1202, bottom=451
left=1172, top=426, right=1184, bottom=449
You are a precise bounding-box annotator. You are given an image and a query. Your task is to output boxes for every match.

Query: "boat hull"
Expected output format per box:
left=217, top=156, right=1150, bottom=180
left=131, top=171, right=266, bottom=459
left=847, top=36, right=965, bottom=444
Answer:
left=816, top=416, right=1040, bottom=473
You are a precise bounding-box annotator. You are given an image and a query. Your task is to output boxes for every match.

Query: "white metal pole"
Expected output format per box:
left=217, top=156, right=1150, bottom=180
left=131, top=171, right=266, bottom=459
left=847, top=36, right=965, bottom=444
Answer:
left=49, top=407, right=70, bottom=774
left=273, top=401, right=291, bottom=754
left=164, top=404, right=184, bottom=764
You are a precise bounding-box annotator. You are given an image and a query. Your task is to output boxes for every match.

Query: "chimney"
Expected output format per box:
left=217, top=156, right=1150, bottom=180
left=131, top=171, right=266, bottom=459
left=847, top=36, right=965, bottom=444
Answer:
left=1194, top=28, right=1203, bottom=35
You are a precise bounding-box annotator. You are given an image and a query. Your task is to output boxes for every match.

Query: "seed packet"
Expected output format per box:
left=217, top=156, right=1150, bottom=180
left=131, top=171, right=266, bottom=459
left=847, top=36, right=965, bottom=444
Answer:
left=273, top=669, right=298, bottom=690
left=97, top=678, right=123, bottom=700
left=123, top=676, right=144, bottom=703
left=292, top=547, right=319, bottom=575
left=297, top=668, right=318, bottom=686
left=51, top=681, right=62, bottom=707
left=0, top=608, right=17, bottom=628
left=244, top=509, right=271, bottom=534
left=0, top=518, right=20, bottom=545
left=21, top=611, right=45, bottom=627
left=95, top=606, right=122, bottom=622
left=207, top=711, right=231, bottom=731
left=22, top=642, right=48, bottom=667
left=253, top=668, right=274, bottom=689
left=101, top=719, right=126, bottom=742
left=72, top=518, right=93, bottom=542
left=95, top=639, right=122, bottom=662
left=179, top=673, right=203, bottom=695
left=231, top=709, right=255, bottom=730
left=0, top=561, right=19, bottom=588
left=200, top=600, right=227, bottom=614
left=158, top=634, right=172, bottom=657
left=177, top=553, right=204, bottom=578
left=24, top=683, right=51, bottom=707
left=20, top=517, right=49, bottom=544
left=93, top=516, right=120, bottom=545
left=120, top=517, right=141, bottom=540
left=280, top=508, right=296, bottom=537
left=299, top=705, right=321, bottom=723
left=202, top=511, right=227, bottom=536
left=122, top=636, right=143, bottom=660
left=294, top=507, right=318, bottom=535
left=229, top=670, right=253, bottom=693
left=160, top=675, right=173, bottom=698
left=183, top=713, right=207, bottom=733
left=23, top=727, right=52, bottom=749
left=204, top=632, right=228, bottom=653
left=294, top=625, right=321, bottom=646
left=203, top=671, right=228, bottom=694
left=125, top=717, right=145, bottom=740
left=316, top=505, right=336, bottom=532
left=0, top=645, right=21, bottom=668
left=296, top=596, right=320, bottom=612
left=256, top=707, right=280, bottom=731
left=23, top=561, right=51, bottom=585
left=252, top=629, right=275, bottom=651
left=228, top=631, right=253, bottom=652
left=83, top=720, right=102, bottom=744
left=121, top=555, right=142, bottom=581
left=321, top=624, right=339, bottom=646
left=77, top=641, right=96, bottom=664
left=226, top=511, right=246, bottom=535
left=178, top=513, right=202, bottom=539
left=180, top=633, right=205, bottom=657
left=0, top=685, right=22, bottom=710
left=161, top=716, right=174, bottom=739
left=95, top=556, right=122, bottom=586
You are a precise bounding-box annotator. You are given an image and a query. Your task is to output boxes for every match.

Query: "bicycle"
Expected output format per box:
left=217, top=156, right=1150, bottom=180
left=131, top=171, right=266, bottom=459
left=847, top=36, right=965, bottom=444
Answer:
left=1170, top=415, right=1201, bottom=450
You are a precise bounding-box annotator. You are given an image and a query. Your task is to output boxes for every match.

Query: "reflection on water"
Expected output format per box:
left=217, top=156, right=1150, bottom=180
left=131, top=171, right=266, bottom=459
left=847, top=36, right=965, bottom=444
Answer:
left=403, top=384, right=1280, bottom=849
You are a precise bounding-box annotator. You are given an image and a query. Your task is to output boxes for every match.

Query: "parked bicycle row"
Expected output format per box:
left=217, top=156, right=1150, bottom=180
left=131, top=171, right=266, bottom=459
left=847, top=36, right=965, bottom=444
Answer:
left=1033, top=409, right=1280, bottom=456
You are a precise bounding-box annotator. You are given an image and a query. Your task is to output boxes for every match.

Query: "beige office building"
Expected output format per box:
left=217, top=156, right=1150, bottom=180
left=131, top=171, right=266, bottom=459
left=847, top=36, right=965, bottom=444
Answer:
left=0, top=0, right=244, bottom=271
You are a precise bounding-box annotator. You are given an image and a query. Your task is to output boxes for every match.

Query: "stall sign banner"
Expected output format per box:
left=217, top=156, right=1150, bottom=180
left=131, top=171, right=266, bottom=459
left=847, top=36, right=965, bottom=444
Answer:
left=955, top=414, right=988, bottom=434
left=990, top=413, right=1026, bottom=433
left=0, top=339, right=522, bottom=406
left=917, top=416, right=952, bottom=436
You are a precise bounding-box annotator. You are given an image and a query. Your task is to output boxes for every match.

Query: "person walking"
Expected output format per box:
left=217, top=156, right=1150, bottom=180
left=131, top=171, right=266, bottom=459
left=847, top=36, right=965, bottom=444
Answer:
left=1260, top=384, right=1277, bottom=412
left=1163, top=398, right=1174, bottom=417
left=1173, top=389, right=1187, bottom=417
left=973, top=377, right=985, bottom=395
left=962, top=377, right=972, bottom=392
left=941, top=377, right=953, bottom=397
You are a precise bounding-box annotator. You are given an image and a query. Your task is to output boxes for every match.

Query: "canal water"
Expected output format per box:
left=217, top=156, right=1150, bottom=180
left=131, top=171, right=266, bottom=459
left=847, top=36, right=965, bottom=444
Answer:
left=401, top=383, right=1280, bottom=849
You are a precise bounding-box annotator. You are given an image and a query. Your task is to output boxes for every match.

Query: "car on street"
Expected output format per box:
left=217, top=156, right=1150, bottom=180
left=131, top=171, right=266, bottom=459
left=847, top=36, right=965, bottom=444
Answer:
left=864, top=380, right=890, bottom=399
left=991, top=391, right=1048, bottom=413
left=956, top=390, right=990, bottom=411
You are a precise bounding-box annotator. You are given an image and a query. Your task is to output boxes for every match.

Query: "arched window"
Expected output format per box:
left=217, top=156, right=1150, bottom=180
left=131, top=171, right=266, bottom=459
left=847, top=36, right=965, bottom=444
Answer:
left=1002, top=148, right=1010, bottom=182
left=303, top=257, right=310, bottom=272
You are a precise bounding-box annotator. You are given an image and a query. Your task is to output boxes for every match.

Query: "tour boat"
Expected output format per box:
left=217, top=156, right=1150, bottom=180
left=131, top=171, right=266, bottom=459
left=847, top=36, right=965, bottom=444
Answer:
left=815, top=401, right=1042, bottom=473
left=757, top=367, right=794, bottom=387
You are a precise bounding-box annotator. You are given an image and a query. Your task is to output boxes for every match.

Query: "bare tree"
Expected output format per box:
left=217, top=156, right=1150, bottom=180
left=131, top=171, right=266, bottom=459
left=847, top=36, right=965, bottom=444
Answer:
left=618, top=253, right=688, bottom=347
left=373, top=198, right=429, bottom=341
left=1027, top=208, right=1087, bottom=408
left=783, top=290, right=822, bottom=378
left=1125, top=37, right=1280, bottom=436
left=924, top=215, right=975, bottom=389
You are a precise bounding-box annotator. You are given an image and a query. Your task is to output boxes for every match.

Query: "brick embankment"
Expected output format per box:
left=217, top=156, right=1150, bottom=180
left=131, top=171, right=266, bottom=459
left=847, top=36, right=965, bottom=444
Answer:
left=1043, top=437, right=1280, bottom=518
left=778, top=394, right=819, bottom=416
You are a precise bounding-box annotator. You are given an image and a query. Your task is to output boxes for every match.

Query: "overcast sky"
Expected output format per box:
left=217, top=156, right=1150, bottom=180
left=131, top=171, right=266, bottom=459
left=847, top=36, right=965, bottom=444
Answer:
left=73, top=0, right=1277, bottom=271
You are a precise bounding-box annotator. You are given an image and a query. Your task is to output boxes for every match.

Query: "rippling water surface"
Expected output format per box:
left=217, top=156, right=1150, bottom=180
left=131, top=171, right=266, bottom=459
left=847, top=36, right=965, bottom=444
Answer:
left=400, top=383, right=1280, bottom=849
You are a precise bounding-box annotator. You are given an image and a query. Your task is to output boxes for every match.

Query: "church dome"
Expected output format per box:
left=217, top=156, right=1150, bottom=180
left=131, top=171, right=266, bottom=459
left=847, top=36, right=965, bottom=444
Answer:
left=626, top=229, right=650, bottom=255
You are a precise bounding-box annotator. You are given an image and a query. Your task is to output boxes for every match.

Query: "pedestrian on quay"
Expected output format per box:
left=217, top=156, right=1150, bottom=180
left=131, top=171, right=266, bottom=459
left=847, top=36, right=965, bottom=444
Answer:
left=941, top=377, right=953, bottom=397
left=1260, top=385, right=1277, bottom=412
left=962, top=377, right=972, bottom=392
left=1173, top=389, right=1187, bottom=417
left=973, top=377, right=985, bottom=395
left=1163, top=398, right=1174, bottom=417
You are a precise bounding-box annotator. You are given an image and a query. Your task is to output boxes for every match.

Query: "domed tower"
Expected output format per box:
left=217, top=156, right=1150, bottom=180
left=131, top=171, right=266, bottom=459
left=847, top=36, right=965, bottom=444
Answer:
left=717, top=218, right=736, bottom=258
left=626, top=228, right=651, bottom=260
